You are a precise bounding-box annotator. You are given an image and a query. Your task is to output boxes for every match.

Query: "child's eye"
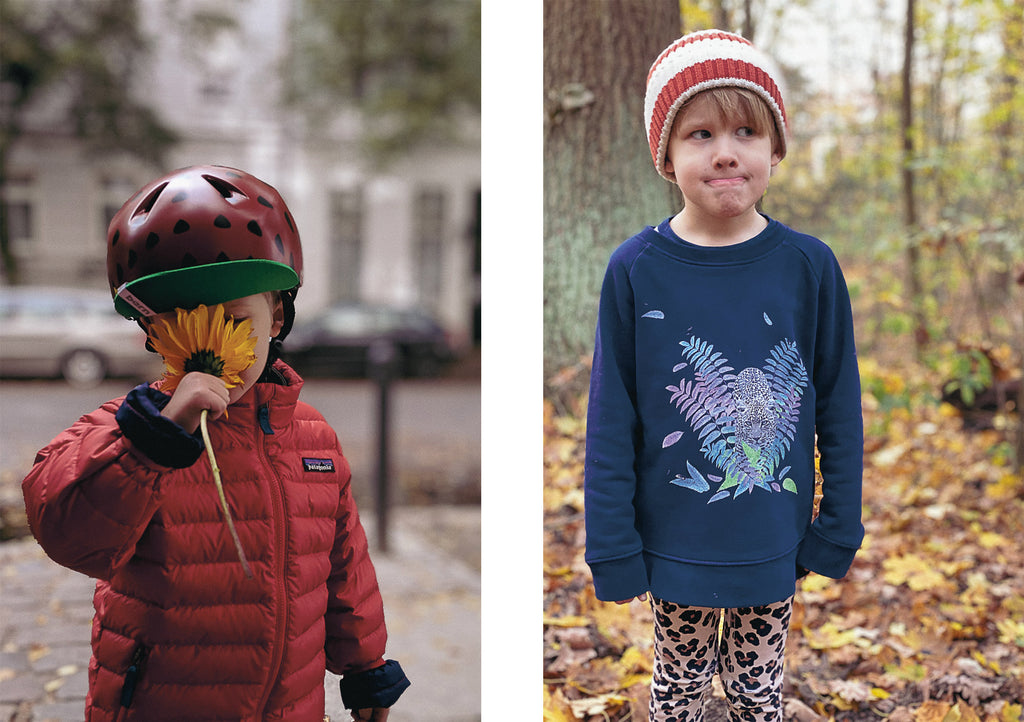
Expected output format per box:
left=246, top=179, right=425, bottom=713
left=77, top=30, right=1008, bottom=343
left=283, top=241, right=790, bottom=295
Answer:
left=737, top=126, right=757, bottom=137
left=690, top=129, right=712, bottom=140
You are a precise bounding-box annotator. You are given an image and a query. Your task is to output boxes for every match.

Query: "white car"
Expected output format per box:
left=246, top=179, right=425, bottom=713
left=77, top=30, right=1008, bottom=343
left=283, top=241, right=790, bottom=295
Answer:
left=0, top=286, right=162, bottom=386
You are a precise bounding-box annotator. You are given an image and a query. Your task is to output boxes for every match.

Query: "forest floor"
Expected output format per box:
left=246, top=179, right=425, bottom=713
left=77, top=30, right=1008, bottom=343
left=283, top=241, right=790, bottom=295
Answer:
left=542, top=334, right=1023, bottom=721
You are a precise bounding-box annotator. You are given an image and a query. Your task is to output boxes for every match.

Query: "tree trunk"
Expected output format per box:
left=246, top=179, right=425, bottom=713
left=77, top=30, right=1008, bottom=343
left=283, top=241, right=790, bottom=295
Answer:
left=901, top=0, right=927, bottom=353
left=543, top=0, right=679, bottom=401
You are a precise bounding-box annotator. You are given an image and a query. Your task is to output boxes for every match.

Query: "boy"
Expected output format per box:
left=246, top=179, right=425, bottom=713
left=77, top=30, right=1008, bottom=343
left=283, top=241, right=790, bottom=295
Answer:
left=22, top=166, right=409, bottom=721
left=584, top=31, right=864, bottom=720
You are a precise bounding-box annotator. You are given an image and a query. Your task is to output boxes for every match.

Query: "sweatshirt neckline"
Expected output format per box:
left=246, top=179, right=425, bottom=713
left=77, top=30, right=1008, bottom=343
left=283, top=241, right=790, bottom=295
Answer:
left=649, top=215, right=783, bottom=264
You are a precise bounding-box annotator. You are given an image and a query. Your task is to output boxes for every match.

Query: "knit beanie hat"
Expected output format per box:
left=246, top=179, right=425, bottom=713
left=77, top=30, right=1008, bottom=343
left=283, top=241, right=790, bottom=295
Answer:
left=644, top=29, right=788, bottom=181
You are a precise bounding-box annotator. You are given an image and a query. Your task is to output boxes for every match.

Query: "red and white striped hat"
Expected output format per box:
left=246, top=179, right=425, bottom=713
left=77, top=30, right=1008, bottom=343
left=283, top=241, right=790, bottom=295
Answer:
left=644, top=29, right=788, bottom=181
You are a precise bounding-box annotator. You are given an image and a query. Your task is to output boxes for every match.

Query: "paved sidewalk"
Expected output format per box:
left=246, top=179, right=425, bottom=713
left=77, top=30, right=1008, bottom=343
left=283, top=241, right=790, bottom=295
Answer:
left=0, top=506, right=480, bottom=722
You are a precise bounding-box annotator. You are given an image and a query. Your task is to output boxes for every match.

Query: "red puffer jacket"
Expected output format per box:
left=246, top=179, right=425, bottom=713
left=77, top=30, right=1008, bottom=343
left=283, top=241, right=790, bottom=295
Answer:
left=22, top=362, right=404, bottom=721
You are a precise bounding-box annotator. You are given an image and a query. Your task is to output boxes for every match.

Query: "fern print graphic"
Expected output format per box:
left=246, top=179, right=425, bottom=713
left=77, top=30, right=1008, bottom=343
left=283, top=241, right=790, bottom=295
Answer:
left=664, top=335, right=808, bottom=503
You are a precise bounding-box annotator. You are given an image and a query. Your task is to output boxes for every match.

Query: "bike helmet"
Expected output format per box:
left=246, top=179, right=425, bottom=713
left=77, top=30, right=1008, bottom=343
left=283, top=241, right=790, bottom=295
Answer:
left=107, top=165, right=303, bottom=327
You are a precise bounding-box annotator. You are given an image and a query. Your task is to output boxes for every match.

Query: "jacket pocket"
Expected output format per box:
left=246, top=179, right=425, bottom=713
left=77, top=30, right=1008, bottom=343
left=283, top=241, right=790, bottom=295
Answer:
left=119, top=643, right=150, bottom=710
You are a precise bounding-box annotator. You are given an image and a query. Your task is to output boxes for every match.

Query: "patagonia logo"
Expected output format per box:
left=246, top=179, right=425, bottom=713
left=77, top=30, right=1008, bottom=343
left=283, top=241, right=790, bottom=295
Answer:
left=302, top=457, right=335, bottom=473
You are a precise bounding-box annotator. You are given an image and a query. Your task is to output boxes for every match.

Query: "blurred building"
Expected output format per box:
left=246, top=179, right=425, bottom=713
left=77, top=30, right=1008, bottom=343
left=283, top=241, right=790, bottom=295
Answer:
left=3, top=0, right=481, bottom=349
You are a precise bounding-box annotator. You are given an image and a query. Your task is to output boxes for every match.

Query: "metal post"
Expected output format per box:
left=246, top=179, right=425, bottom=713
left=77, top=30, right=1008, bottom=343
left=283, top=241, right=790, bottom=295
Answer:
left=369, top=340, right=397, bottom=553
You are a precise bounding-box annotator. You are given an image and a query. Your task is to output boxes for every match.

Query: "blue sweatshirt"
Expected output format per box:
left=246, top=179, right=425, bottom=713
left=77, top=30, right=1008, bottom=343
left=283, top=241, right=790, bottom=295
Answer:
left=584, top=217, right=864, bottom=608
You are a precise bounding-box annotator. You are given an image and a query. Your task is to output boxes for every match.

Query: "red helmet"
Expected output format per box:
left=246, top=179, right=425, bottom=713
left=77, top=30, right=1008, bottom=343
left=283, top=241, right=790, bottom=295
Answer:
left=107, top=165, right=303, bottom=319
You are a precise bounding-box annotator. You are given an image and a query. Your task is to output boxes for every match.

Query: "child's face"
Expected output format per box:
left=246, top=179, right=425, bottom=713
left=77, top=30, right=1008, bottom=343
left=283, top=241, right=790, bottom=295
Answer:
left=664, top=93, right=782, bottom=223
left=147, top=292, right=284, bottom=404
left=220, top=293, right=284, bottom=404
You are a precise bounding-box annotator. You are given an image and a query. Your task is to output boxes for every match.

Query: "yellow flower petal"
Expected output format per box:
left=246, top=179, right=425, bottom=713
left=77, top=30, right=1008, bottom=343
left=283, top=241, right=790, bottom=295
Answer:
left=148, top=303, right=258, bottom=395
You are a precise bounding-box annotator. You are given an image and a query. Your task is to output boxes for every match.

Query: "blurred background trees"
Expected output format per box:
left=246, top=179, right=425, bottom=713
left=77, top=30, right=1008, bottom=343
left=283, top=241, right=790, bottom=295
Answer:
left=286, top=0, right=481, bottom=166
left=544, top=0, right=1024, bottom=467
left=0, top=0, right=178, bottom=283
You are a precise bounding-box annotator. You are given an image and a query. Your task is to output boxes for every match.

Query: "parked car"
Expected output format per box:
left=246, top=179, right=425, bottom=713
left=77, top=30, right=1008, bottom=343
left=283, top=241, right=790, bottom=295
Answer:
left=283, top=302, right=455, bottom=378
left=0, top=286, right=162, bottom=386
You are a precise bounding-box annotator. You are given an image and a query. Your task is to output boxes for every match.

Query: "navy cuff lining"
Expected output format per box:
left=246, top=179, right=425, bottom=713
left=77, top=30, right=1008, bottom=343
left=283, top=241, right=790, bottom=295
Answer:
left=339, top=659, right=410, bottom=710
left=116, top=383, right=204, bottom=468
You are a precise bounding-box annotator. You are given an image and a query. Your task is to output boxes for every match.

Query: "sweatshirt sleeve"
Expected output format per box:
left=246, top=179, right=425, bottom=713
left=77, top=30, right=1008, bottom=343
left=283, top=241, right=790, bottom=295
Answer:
left=21, top=390, right=174, bottom=580
left=583, top=245, right=650, bottom=602
left=796, top=251, right=865, bottom=578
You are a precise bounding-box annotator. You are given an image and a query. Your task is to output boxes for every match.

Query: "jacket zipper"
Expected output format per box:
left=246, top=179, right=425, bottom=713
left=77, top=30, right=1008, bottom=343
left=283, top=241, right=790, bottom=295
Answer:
left=119, top=643, right=149, bottom=712
left=254, top=401, right=288, bottom=717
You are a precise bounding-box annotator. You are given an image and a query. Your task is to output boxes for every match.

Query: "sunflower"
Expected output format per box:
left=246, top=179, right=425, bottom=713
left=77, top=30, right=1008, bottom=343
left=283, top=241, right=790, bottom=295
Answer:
left=147, top=303, right=258, bottom=579
left=149, top=303, right=257, bottom=395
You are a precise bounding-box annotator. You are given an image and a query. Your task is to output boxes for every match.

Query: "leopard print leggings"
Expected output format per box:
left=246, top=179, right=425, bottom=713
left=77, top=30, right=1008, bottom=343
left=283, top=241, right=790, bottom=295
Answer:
left=649, top=596, right=793, bottom=722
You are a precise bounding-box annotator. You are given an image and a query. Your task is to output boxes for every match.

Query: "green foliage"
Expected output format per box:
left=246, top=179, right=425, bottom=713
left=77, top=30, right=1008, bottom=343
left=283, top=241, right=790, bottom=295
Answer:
left=0, top=0, right=177, bottom=163
left=286, top=0, right=480, bottom=166
left=0, top=0, right=177, bottom=283
left=943, top=348, right=994, bottom=408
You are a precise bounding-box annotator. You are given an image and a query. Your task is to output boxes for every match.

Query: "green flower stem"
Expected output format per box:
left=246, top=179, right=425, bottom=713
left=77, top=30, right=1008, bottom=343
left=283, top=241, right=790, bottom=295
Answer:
left=200, top=409, right=253, bottom=579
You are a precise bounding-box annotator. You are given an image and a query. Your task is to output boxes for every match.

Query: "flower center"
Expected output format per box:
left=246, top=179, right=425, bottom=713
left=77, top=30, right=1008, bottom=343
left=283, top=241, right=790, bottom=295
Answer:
left=184, top=349, right=226, bottom=378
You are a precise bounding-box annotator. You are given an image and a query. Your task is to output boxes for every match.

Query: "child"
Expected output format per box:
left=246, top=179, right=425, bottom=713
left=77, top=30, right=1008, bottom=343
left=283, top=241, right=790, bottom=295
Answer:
left=584, top=30, right=864, bottom=721
left=22, top=165, right=409, bottom=722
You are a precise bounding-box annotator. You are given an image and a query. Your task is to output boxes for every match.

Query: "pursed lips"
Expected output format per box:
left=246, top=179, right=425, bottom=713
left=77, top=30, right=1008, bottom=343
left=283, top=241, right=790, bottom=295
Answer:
left=706, top=175, right=747, bottom=187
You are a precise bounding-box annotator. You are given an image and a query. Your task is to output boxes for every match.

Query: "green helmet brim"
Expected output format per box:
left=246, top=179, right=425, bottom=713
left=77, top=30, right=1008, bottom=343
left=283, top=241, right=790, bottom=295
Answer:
left=113, top=259, right=300, bottom=319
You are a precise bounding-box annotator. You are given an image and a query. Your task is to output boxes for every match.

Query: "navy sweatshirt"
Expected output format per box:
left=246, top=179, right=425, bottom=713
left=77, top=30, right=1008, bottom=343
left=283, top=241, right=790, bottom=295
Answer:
left=584, top=217, right=864, bottom=607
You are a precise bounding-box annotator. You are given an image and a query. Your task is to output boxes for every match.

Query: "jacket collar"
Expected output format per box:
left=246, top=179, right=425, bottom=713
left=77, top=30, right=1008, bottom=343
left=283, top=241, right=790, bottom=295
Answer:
left=212, top=360, right=304, bottom=432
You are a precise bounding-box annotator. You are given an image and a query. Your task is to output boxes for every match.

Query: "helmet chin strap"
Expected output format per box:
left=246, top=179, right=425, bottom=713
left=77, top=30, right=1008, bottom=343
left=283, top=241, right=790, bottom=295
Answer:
left=266, top=288, right=297, bottom=367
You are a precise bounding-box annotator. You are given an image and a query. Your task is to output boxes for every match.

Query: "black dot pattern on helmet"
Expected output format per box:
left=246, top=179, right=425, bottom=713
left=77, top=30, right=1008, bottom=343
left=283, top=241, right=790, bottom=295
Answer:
left=111, top=230, right=120, bottom=246
left=128, top=249, right=137, bottom=268
left=145, top=232, right=160, bottom=249
left=214, top=215, right=231, bottom=228
left=116, top=264, right=124, bottom=285
left=247, top=220, right=262, bottom=237
left=257, top=196, right=273, bottom=209
left=182, top=253, right=198, bottom=268
left=216, top=251, right=231, bottom=263
left=285, top=212, right=295, bottom=233
left=174, top=219, right=190, bottom=234
left=171, top=191, right=187, bottom=203
left=274, top=234, right=285, bottom=255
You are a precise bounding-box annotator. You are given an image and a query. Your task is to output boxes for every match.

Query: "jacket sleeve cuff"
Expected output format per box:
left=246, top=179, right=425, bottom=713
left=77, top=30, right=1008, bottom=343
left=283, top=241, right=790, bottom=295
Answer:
left=339, top=660, right=410, bottom=710
left=796, top=525, right=861, bottom=579
left=587, top=552, right=649, bottom=602
left=116, top=383, right=204, bottom=469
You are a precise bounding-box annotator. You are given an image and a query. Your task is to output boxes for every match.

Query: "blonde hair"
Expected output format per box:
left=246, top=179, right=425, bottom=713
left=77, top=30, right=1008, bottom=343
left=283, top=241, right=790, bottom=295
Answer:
left=673, top=87, right=784, bottom=157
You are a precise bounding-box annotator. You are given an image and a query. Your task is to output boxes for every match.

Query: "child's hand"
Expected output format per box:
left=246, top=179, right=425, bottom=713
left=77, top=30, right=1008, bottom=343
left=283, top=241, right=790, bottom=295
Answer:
left=351, top=708, right=389, bottom=721
left=160, top=372, right=230, bottom=433
left=615, top=593, right=648, bottom=605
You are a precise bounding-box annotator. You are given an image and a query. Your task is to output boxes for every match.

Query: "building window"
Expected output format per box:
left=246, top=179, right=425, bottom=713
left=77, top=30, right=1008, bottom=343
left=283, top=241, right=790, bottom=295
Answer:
left=329, top=189, right=363, bottom=302
left=5, top=202, right=34, bottom=246
left=415, top=188, right=445, bottom=309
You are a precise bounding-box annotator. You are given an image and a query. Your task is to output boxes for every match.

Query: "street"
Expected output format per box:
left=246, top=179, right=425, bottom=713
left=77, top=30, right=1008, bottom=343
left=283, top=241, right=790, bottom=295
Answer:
left=0, top=376, right=480, bottom=508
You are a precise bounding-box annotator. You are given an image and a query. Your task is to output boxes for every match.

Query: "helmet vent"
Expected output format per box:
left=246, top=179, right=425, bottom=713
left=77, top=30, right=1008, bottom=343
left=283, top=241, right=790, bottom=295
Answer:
left=203, top=175, right=246, bottom=202
left=130, top=182, right=169, bottom=225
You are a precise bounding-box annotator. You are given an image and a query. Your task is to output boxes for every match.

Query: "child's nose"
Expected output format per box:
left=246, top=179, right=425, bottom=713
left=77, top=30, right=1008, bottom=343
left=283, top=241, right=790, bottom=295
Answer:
left=712, top=141, right=739, bottom=167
